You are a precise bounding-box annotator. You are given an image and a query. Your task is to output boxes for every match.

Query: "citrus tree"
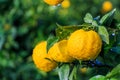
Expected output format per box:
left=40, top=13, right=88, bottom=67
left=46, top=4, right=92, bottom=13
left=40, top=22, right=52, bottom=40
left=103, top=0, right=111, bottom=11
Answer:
left=32, top=0, right=120, bottom=80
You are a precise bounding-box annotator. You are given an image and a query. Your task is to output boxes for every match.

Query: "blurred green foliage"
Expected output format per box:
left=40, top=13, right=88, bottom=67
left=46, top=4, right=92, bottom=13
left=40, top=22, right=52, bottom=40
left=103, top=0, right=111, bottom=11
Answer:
left=0, top=0, right=120, bottom=80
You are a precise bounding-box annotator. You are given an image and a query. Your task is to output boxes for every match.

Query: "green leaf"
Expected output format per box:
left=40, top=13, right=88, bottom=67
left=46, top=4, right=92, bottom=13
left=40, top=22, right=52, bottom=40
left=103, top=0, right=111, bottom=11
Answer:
left=98, top=26, right=109, bottom=44
left=90, top=75, right=107, bottom=80
left=110, top=47, right=120, bottom=54
left=56, top=24, right=70, bottom=40
left=56, top=24, right=82, bottom=40
left=106, top=64, right=120, bottom=79
left=99, top=9, right=116, bottom=26
left=69, top=66, right=77, bottom=80
left=109, top=78, right=118, bottom=80
left=84, top=13, right=93, bottom=23
left=47, top=36, right=59, bottom=52
left=92, top=20, right=98, bottom=27
left=58, top=64, right=70, bottom=80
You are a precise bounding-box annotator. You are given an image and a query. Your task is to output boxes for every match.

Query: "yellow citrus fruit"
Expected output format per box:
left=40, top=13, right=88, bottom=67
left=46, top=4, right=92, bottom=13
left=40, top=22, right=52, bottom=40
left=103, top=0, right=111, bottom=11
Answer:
left=67, top=29, right=102, bottom=61
left=48, top=40, right=74, bottom=62
left=32, top=41, right=57, bottom=72
left=44, top=0, right=64, bottom=6
left=61, top=0, right=70, bottom=8
left=102, top=1, right=112, bottom=13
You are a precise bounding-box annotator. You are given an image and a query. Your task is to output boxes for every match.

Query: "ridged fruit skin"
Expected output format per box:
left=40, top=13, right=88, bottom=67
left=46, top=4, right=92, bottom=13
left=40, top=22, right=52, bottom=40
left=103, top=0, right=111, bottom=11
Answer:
left=32, top=41, right=57, bottom=72
left=48, top=40, right=74, bottom=62
left=67, top=29, right=102, bottom=61
left=44, top=0, right=64, bottom=5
